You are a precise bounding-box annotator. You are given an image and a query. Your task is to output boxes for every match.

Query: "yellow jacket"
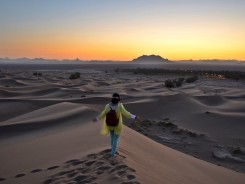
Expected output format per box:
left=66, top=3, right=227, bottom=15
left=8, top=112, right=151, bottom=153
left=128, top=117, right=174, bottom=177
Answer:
left=98, top=103, right=132, bottom=135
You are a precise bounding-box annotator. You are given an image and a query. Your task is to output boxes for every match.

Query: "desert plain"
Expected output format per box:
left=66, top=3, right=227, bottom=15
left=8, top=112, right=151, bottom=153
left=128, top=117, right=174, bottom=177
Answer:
left=0, top=62, right=245, bottom=184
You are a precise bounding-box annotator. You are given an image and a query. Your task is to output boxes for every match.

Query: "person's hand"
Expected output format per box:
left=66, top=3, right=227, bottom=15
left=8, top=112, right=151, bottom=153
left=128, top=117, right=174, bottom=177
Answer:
left=135, top=116, right=142, bottom=123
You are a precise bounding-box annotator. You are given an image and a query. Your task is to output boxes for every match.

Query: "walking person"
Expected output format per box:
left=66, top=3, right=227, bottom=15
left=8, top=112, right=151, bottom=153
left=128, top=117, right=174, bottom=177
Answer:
left=93, top=93, right=140, bottom=156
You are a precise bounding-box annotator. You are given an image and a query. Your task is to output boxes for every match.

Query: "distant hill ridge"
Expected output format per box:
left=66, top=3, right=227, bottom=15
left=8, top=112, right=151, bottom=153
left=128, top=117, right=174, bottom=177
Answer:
left=132, top=55, right=170, bottom=63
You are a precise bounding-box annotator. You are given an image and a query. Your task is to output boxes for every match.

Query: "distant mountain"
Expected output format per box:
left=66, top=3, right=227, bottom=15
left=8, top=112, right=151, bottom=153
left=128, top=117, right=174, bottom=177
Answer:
left=132, top=55, right=170, bottom=63
left=0, top=58, right=122, bottom=64
left=0, top=58, right=90, bottom=64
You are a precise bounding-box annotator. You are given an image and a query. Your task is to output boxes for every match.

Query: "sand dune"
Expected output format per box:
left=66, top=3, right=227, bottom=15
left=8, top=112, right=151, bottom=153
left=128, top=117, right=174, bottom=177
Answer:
left=0, top=102, right=96, bottom=137
left=0, top=64, right=245, bottom=183
left=193, top=95, right=228, bottom=106
left=0, top=89, right=21, bottom=98
left=0, top=78, right=26, bottom=87
left=1, top=127, right=244, bottom=184
left=0, top=107, right=244, bottom=184
left=120, top=127, right=245, bottom=184
left=0, top=101, right=49, bottom=122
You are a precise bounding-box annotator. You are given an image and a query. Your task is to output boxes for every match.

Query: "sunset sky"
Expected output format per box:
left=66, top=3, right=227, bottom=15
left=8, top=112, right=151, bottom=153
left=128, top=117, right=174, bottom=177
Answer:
left=0, top=0, right=245, bottom=61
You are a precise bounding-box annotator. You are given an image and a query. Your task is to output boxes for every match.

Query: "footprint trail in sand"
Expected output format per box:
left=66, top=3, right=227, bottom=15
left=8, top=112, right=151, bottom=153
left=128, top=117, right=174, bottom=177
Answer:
left=43, top=149, right=138, bottom=184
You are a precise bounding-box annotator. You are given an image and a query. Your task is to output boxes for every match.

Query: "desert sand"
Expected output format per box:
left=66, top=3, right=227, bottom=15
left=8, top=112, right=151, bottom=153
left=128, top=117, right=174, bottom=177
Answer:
left=0, top=63, right=245, bottom=184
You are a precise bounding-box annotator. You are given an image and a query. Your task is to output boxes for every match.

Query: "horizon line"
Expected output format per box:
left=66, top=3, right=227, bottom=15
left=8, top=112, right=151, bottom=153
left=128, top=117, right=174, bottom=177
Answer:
left=1, top=57, right=245, bottom=62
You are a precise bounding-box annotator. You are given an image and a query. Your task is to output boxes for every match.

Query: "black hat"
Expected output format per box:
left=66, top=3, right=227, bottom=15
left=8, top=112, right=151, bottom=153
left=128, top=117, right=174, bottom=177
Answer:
left=111, top=93, right=120, bottom=104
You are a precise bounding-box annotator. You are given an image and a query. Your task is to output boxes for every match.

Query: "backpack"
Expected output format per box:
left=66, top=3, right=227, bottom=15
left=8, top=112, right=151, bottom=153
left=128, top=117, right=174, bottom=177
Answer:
left=106, top=104, right=119, bottom=127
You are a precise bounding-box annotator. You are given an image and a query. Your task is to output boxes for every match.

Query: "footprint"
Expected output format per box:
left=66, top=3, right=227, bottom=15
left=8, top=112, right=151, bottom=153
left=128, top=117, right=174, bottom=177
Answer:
left=118, top=154, right=126, bottom=159
left=121, top=182, right=140, bottom=184
left=109, top=160, right=119, bottom=166
left=76, top=167, right=86, bottom=172
left=70, top=160, right=85, bottom=166
left=74, top=175, right=90, bottom=182
left=102, top=153, right=112, bottom=159
left=0, top=178, right=6, bottom=182
left=95, top=161, right=105, bottom=166
left=31, top=169, right=43, bottom=173
left=84, top=160, right=96, bottom=166
left=87, top=154, right=97, bottom=159
left=99, top=149, right=111, bottom=155
left=65, top=159, right=80, bottom=164
left=47, top=166, right=60, bottom=170
left=96, top=170, right=103, bottom=175
left=127, top=174, right=136, bottom=180
left=98, top=165, right=111, bottom=171
left=111, top=165, right=127, bottom=172
left=67, top=171, right=78, bottom=178
left=15, top=174, right=26, bottom=178
left=43, top=178, right=55, bottom=184
left=127, top=168, right=136, bottom=172
left=81, top=168, right=92, bottom=174
left=57, top=170, right=74, bottom=176
left=117, top=170, right=126, bottom=176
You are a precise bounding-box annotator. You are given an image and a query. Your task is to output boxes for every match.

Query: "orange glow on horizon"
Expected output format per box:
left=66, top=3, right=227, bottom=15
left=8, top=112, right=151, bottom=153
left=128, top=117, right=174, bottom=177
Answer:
left=1, top=1, right=245, bottom=61
left=1, top=27, right=244, bottom=61
left=1, top=39, right=245, bottom=61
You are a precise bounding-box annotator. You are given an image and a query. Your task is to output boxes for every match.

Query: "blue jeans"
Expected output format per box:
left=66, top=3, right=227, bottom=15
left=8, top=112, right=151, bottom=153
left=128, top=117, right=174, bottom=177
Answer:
left=110, top=130, right=120, bottom=156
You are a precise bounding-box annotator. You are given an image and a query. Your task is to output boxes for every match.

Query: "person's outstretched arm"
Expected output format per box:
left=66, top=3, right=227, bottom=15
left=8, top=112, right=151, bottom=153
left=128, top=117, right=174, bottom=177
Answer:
left=120, top=103, right=139, bottom=120
left=93, top=105, right=108, bottom=122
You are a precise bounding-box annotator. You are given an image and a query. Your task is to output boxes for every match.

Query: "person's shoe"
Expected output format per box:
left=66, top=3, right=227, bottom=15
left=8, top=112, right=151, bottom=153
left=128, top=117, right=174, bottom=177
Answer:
left=111, top=151, right=119, bottom=157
